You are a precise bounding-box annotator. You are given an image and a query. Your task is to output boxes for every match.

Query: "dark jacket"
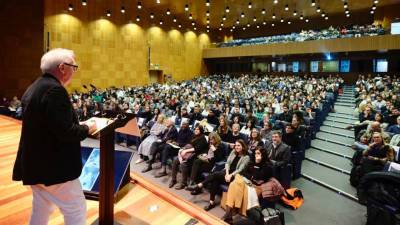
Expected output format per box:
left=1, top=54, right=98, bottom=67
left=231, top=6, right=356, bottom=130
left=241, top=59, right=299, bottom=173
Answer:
left=161, top=126, right=178, bottom=143
left=176, top=127, right=193, bottom=147
left=13, top=74, right=89, bottom=186
left=264, top=142, right=291, bottom=167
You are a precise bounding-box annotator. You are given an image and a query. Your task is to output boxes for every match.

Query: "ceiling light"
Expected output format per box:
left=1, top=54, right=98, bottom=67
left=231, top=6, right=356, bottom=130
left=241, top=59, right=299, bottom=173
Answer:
left=272, top=14, right=276, bottom=19
left=185, top=4, right=189, bottom=11
left=207, top=19, right=210, bottom=24
left=178, top=24, right=182, bottom=28
left=206, top=0, right=210, bottom=7
left=256, top=25, right=260, bottom=29
left=273, top=0, right=278, bottom=4
left=272, top=23, right=275, bottom=27
left=137, top=2, right=142, bottom=9
left=262, top=9, right=266, bottom=14
left=374, top=0, right=378, bottom=4
left=220, top=22, right=224, bottom=27
left=325, top=16, right=328, bottom=20
left=253, top=16, right=257, bottom=22
left=247, top=23, right=250, bottom=27
left=321, top=12, right=326, bottom=17
left=317, top=7, right=321, bottom=13
left=189, top=13, right=193, bottom=20
left=136, top=16, right=140, bottom=22
left=300, top=15, right=304, bottom=20
left=370, top=10, right=374, bottom=14
left=293, top=10, right=297, bottom=16
left=194, top=27, right=197, bottom=30
left=173, top=17, right=177, bottom=22
left=305, top=18, right=309, bottom=22
left=207, top=29, right=209, bottom=32
left=311, top=0, right=316, bottom=7
left=280, top=18, right=284, bottom=23
left=159, top=20, right=163, bottom=25
left=230, top=29, right=233, bottom=32
left=121, top=6, right=125, bottom=14
left=106, top=10, right=111, bottom=17
left=285, top=5, right=289, bottom=11
left=345, top=9, right=350, bottom=14
left=248, top=2, right=252, bottom=8
left=232, top=26, right=235, bottom=29
left=372, top=4, right=376, bottom=10
left=192, top=22, right=195, bottom=26
left=219, top=27, right=222, bottom=31
left=226, top=6, right=230, bottom=13
left=222, top=15, right=226, bottom=21
left=156, top=0, right=160, bottom=4
left=150, top=13, right=154, bottom=19
left=243, top=27, right=246, bottom=30
left=344, top=2, right=348, bottom=8
left=206, top=11, right=210, bottom=17
left=288, top=21, right=292, bottom=24
left=236, top=19, right=240, bottom=24
left=346, top=14, right=350, bottom=17
left=68, top=4, right=74, bottom=11
left=263, top=21, right=266, bottom=25
left=82, top=0, right=87, bottom=6
left=207, top=25, right=210, bottom=28
left=166, top=9, right=170, bottom=15
left=241, top=12, right=245, bottom=18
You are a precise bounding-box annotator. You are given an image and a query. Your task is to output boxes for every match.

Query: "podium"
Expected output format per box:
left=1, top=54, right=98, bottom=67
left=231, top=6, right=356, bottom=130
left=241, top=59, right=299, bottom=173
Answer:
left=93, top=113, right=135, bottom=225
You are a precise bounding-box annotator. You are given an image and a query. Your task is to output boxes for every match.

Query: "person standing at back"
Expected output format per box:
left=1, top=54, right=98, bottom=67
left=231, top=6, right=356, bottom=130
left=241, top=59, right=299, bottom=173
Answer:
left=12, top=48, right=97, bottom=225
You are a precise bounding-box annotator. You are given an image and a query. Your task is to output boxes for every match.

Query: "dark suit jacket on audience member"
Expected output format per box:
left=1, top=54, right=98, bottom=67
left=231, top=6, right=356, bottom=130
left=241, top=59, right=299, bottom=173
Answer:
left=13, top=73, right=89, bottom=186
left=161, top=126, right=178, bottom=142
left=264, top=142, right=291, bottom=167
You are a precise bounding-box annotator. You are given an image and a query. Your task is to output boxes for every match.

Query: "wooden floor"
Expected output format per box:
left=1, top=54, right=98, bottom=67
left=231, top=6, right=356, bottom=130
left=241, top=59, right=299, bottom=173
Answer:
left=0, top=116, right=225, bottom=225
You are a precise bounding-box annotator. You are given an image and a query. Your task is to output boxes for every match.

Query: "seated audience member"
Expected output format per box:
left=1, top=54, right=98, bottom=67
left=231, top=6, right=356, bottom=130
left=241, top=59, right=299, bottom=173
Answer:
left=187, top=139, right=250, bottom=211
left=9, top=96, right=21, bottom=110
left=291, top=115, right=305, bottom=138
left=217, top=115, right=233, bottom=142
left=222, top=147, right=274, bottom=223
left=278, top=104, right=292, bottom=123
left=245, top=110, right=258, bottom=126
left=247, top=128, right=263, bottom=160
left=142, top=118, right=178, bottom=173
left=384, top=107, right=400, bottom=127
left=387, top=116, right=400, bottom=135
left=188, top=132, right=226, bottom=193
left=190, top=105, right=203, bottom=125
left=260, top=122, right=272, bottom=143
left=359, top=121, right=391, bottom=144
left=264, top=131, right=291, bottom=167
left=228, top=123, right=248, bottom=146
left=282, top=124, right=300, bottom=150
left=154, top=120, right=193, bottom=177
left=361, top=132, right=394, bottom=174
left=359, top=106, right=375, bottom=123
left=206, top=109, right=220, bottom=126
left=231, top=106, right=245, bottom=123
left=169, top=126, right=208, bottom=190
left=240, top=120, right=255, bottom=137
left=230, top=115, right=242, bottom=127
left=136, top=114, right=167, bottom=164
left=141, top=105, right=154, bottom=123
left=347, top=112, right=387, bottom=137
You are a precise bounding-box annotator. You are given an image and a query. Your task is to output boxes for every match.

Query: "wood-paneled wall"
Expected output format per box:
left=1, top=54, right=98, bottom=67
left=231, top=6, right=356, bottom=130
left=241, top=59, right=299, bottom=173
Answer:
left=203, top=35, right=400, bottom=59
left=44, top=0, right=211, bottom=93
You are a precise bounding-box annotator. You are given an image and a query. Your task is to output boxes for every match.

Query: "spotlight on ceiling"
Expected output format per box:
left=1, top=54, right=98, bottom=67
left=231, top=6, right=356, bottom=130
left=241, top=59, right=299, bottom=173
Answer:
left=106, top=10, right=111, bottom=17
left=121, top=6, right=125, bottom=14
left=293, top=10, right=297, bottom=16
left=150, top=13, right=154, bottom=19
left=136, top=16, right=140, bottom=22
left=166, top=9, right=170, bottom=15
left=241, top=12, right=245, bottom=18
left=317, top=7, right=321, bottom=13
left=189, top=13, right=193, bottom=20
left=226, top=6, right=230, bottom=13
left=185, top=4, right=189, bottom=11
left=82, top=0, right=87, bottom=6
left=159, top=20, right=163, bottom=25
left=173, top=17, right=177, bottom=22
left=68, top=4, right=74, bottom=11
left=273, top=0, right=278, bottom=4
left=137, top=2, right=142, bottom=9
left=206, top=0, right=210, bottom=7
left=262, top=9, right=266, bottom=14
left=311, top=0, right=316, bottom=7
left=285, top=5, right=289, bottom=11
left=248, top=2, right=252, bottom=8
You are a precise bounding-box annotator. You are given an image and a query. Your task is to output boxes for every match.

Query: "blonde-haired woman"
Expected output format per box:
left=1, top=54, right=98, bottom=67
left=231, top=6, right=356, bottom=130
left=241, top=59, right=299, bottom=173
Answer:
left=136, top=114, right=166, bottom=164
left=362, top=131, right=394, bottom=174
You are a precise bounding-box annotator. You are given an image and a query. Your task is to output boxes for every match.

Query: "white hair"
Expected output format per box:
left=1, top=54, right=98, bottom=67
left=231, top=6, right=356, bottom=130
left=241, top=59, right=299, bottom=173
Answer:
left=40, top=48, right=75, bottom=74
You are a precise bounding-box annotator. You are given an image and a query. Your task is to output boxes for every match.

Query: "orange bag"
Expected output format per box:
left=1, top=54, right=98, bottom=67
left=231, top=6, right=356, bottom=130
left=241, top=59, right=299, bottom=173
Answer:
left=280, top=188, right=304, bottom=210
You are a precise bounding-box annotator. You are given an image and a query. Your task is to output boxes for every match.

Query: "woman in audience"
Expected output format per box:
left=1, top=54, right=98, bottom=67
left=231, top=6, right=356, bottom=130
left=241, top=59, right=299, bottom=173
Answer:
left=187, top=139, right=250, bottom=211
left=222, top=147, right=274, bottom=223
left=247, top=128, right=263, bottom=160
left=240, top=120, right=255, bottom=137
left=188, top=132, right=226, bottom=193
left=217, top=115, right=233, bottom=142
left=136, top=114, right=167, bottom=164
left=169, top=125, right=208, bottom=190
left=361, top=132, right=394, bottom=174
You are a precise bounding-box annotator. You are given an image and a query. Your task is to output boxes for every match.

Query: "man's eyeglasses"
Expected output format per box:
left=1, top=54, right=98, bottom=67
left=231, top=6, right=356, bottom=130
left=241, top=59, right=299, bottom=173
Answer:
left=63, top=62, right=79, bottom=72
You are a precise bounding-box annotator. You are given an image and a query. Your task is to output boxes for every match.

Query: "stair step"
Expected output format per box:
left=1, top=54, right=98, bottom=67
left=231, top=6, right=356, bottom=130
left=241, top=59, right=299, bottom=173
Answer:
left=319, top=126, right=354, bottom=138
left=334, top=106, right=355, bottom=115
left=335, top=103, right=356, bottom=107
left=328, top=113, right=358, bottom=120
left=323, top=121, right=349, bottom=129
left=301, top=160, right=358, bottom=201
left=326, top=116, right=358, bottom=124
left=316, top=132, right=354, bottom=146
left=336, top=99, right=354, bottom=104
left=305, top=148, right=352, bottom=174
left=311, top=139, right=354, bottom=158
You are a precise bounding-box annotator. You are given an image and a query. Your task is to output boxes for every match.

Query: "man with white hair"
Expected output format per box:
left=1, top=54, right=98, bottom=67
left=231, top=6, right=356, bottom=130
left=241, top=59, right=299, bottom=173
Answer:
left=12, top=48, right=97, bottom=225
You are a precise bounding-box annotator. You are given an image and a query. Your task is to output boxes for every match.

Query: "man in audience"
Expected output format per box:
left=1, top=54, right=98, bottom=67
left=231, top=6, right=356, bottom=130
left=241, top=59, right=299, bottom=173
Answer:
left=278, top=104, right=293, bottom=123
left=387, top=116, right=400, bottom=135
left=154, top=120, right=193, bottom=177
left=264, top=131, right=291, bottom=167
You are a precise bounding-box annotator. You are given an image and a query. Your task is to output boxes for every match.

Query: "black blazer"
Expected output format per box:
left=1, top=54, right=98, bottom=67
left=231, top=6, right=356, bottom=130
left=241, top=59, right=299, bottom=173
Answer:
left=264, top=142, right=291, bottom=167
left=13, top=74, right=89, bottom=186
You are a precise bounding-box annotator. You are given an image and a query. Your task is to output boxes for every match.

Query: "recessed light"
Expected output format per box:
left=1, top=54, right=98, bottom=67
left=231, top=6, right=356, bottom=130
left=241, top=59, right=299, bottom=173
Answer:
left=121, top=6, right=125, bottom=14
left=68, top=4, right=74, bottom=11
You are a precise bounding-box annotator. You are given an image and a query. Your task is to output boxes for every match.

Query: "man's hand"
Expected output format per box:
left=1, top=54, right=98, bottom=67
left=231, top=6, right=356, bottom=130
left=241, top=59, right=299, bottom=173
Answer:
left=83, top=120, right=97, bottom=135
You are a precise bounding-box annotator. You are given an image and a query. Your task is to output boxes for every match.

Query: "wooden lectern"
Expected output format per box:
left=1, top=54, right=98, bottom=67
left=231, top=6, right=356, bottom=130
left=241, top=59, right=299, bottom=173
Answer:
left=96, top=113, right=134, bottom=225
